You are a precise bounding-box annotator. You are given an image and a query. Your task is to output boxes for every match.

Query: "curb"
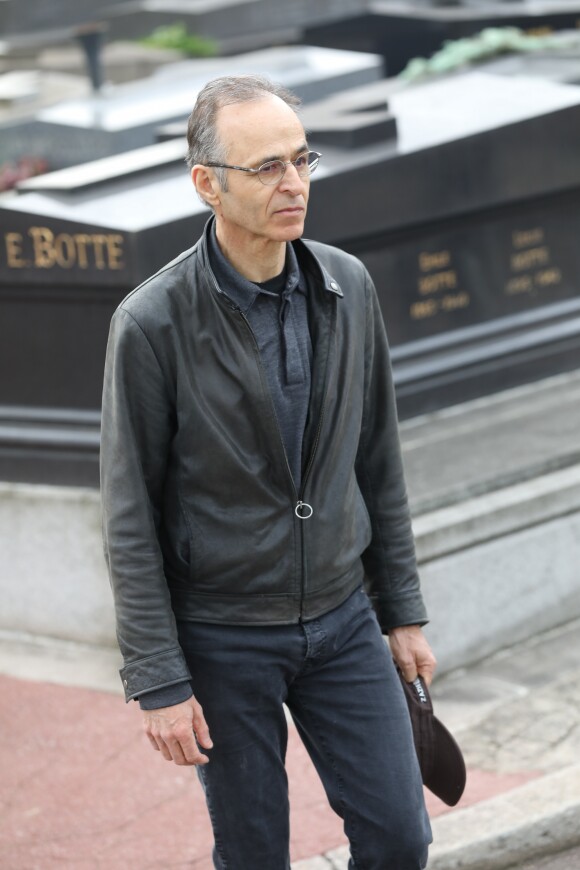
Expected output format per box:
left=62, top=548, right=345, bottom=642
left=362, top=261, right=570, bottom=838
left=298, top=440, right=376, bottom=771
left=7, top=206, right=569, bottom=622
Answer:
left=427, top=764, right=580, bottom=870
left=292, top=764, right=580, bottom=870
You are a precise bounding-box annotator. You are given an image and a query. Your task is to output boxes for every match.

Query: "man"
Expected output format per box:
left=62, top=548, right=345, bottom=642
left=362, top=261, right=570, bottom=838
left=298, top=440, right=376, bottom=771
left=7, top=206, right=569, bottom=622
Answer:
left=101, top=74, right=436, bottom=869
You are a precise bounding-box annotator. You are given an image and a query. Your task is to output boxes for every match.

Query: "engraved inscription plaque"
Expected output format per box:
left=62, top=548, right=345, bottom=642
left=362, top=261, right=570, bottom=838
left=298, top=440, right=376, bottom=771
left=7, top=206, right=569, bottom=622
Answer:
left=359, top=196, right=579, bottom=347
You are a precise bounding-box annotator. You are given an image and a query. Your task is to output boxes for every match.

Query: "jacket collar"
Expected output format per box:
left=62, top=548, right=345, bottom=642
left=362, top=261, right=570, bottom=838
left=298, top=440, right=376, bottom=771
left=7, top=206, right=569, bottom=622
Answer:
left=197, top=216, right=343, bottom=301
left=294, top=236, right=344, bottom=299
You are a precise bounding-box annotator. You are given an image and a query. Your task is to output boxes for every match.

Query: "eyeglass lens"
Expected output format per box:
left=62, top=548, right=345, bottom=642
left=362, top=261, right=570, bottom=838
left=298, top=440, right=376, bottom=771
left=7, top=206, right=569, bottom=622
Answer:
left=258, top=151, right=320, bottom=184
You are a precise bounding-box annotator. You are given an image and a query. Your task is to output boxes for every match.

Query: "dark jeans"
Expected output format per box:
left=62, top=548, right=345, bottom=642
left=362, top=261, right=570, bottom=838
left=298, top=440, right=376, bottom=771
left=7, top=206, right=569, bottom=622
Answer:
left=177, top=586, right=432, bottom=870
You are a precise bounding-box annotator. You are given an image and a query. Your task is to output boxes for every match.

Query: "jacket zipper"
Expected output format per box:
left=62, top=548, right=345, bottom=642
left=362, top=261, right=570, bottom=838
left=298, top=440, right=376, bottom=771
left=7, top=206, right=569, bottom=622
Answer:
left=237, top=302, right=333, bottom=621
left=295, top=304, right=334, bottom=618
left=207, top=265, right=331, bottom=620
left=294, top=399, right=328, bottom=620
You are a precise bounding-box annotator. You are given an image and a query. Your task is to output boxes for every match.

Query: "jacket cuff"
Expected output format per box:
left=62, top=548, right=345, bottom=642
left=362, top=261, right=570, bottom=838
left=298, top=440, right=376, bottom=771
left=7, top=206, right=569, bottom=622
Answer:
left=138, top=681, right=193, bottom=710
left=370, top=594, right=428, bottom=635
left=119, top=648, right=191, bottom=702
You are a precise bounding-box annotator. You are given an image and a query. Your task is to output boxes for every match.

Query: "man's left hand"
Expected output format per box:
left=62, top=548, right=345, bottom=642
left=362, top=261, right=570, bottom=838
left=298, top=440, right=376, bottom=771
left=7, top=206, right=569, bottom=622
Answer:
left=389, top=625, right=436, bottom=687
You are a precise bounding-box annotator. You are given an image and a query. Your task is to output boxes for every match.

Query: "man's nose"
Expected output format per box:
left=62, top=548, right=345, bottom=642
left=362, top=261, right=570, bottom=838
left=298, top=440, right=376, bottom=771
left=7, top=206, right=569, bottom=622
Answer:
left=279, top=162, right=306, bottom=194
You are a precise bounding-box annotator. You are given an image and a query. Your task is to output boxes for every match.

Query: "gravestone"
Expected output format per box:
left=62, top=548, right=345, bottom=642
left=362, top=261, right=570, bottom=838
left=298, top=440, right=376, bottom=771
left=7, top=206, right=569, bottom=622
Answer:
left=0, top=141, right=204, bottom=486
left=0, top=0, right=129, bottom=91
left=0, top=45, right=382, bottom=484
left=467, top=42, right=580, bottom=84
left=0, top=0, right=124, bottom=36
left=2, top=71, right=580, bottom=484
left=304, top=1, right=580, bottom=76
left=103, top=0, right=367, bottom=55
left=302, top=73, right=580, bottom=415
left=0, top=46, right=383, bottom=168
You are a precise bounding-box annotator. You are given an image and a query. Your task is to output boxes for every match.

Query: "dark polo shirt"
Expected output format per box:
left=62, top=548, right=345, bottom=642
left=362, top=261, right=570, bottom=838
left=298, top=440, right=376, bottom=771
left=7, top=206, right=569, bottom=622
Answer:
left=207, top=222, right=313, bottom=489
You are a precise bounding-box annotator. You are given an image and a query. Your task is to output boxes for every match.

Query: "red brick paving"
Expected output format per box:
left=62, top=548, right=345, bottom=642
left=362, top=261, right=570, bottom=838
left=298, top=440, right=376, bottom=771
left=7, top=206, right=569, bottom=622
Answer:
left=0, top=674, right=540, bottom=869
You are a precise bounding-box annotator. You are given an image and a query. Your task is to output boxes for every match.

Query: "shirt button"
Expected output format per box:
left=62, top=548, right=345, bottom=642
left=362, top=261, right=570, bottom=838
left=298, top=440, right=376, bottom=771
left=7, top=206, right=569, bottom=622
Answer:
left=330, top=281, right=338, bottom=290
left=123, top=679, right=128, bottom=688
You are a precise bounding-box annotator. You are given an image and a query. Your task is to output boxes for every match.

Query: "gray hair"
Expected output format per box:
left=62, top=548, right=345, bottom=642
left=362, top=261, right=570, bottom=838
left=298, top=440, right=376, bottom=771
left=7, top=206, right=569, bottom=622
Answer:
left=186, top=74, right=301, bottom=192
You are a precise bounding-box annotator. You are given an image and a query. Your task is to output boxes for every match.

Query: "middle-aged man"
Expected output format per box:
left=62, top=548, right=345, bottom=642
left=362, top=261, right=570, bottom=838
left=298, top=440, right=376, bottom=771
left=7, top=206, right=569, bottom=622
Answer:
left=101, top=74, right=436, bottom=869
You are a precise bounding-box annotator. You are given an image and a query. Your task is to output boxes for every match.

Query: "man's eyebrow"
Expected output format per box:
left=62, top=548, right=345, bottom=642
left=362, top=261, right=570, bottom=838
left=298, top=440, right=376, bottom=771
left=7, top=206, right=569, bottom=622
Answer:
left=256, top=143, right=309, bottom=165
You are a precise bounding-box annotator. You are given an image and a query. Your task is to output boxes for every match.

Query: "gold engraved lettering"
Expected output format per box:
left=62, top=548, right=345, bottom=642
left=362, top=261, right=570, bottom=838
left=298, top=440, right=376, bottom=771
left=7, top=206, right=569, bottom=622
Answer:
left=91, top=234, right=108, bottom=270
left=54, top=233, right=76, bottom=269
left=512, top=228, right=544, bottom=249
left=106, top=234, right=125, bottom=270
left=73, top=234, right=91, bottom=269
left=510, top=246, right=550, bottom=272
left=535, top=267, right=562, bottom=287
left=441, top=291, right=469, bottom=311
left=526, top=26, right=552, bottom=36
left=506, top=275, right=533, bottom=295
left=507, top=228, right=563, bottom=296
left=15, top=227, right=127, bottom=271
left=410, top=299, right=439, bottom=320
left=418, top=270, right=458, bottom=295
left=419, top=250, right=451, bottom=272
left=5, top=232, right=28, bottom=268
left=29, top=226, right=56, bottom=268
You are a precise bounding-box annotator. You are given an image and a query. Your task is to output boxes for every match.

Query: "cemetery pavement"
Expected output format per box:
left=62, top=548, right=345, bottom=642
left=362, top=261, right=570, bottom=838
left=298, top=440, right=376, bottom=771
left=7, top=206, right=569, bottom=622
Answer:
left=1, top=618, right=580, bottom=869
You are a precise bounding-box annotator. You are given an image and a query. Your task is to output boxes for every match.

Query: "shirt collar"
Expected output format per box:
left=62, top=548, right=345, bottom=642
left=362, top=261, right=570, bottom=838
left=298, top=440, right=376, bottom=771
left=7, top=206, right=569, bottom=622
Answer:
left=207, top=221, right=306, bottom=315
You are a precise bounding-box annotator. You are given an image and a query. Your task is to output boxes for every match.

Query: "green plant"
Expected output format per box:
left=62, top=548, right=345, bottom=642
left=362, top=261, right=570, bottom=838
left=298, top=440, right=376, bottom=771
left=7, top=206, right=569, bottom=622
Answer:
left=399, top=26, right=578, bottom=82
left=140, top=23, right=217, bottom=58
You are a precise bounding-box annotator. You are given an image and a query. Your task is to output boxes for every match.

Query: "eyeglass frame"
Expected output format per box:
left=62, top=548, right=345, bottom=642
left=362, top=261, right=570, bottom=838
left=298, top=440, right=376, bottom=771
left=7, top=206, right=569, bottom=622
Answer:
left=202, top=150, right=322, bottom=186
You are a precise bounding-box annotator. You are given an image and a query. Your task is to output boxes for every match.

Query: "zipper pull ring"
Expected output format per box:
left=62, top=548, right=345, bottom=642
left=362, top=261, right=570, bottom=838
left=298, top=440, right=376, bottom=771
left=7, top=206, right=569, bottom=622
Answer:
left=295, top=501, right=313, bottom=519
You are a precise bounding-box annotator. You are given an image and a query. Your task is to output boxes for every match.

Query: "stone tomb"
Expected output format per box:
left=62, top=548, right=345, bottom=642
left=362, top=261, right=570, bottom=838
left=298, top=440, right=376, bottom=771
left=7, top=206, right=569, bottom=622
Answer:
left=2, top=72, right=580, bottom=484
left=302, top=73, right=580, bottom=416
left=0, top=0, right=130, bottom=91
left=0, top=137, right=207, bottom=487
left=0, top=45, right=383, bottom=168
left=0, top=0, right=125, bottom=36
left=304, top=0, right=580, bottom=76
left=102, top=0, right=367, bottom=56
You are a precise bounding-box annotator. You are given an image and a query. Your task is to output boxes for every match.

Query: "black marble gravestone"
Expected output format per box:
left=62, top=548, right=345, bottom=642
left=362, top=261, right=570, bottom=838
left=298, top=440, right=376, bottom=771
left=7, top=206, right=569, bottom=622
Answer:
left=0, top=0, right=130, bottom=90
left=0, top=0, right=122, bottom=35
left=2, top=71, right=580, bottom=484
left=103, top=0, right=367, bottom=55
left=0, top=154, right=204, bottom=487
left=0, top=46, right=382, bottom=169
left=302, top=74, right=580, bottom=416
left=305, top=1, right=580, bottom=76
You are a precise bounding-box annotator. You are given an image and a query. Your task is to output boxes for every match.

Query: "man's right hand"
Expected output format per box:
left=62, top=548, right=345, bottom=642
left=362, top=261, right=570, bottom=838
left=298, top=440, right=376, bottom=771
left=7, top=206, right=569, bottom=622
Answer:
left=143, top=696, right=213, bottom=766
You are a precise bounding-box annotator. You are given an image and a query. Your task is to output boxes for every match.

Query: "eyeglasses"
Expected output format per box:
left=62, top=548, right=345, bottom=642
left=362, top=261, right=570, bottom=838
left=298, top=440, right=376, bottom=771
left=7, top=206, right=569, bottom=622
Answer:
left=204, top=151, right=322, bottom=186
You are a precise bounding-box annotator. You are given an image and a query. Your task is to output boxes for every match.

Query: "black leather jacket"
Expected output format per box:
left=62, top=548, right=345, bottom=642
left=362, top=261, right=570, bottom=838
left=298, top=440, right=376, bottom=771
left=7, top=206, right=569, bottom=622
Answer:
left=100, top=220, right=427, bottom=701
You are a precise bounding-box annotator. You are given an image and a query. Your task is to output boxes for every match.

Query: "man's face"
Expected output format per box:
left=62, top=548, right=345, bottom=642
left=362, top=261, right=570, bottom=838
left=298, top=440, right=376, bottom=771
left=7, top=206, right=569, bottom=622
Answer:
left=212, top=95, right=310, bottom=246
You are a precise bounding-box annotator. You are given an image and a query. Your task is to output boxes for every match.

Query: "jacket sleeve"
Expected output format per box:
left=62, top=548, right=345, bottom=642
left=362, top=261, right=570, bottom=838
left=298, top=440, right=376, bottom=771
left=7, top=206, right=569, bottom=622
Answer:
left=100, top=306, right=191, bottom=701
left=355, top=267, right=428, bottom=633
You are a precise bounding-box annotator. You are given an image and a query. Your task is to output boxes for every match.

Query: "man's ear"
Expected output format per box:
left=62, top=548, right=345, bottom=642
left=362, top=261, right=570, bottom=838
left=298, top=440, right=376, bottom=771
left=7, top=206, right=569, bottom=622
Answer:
left=192, top=165, right=221, bottom=208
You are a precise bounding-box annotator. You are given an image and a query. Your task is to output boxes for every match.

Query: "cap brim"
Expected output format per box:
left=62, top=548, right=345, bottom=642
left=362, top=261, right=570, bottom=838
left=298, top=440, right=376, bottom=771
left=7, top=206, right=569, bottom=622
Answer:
left=395, top=662, right=467, bottom=807
left=423, top=716, right=467, bottom=807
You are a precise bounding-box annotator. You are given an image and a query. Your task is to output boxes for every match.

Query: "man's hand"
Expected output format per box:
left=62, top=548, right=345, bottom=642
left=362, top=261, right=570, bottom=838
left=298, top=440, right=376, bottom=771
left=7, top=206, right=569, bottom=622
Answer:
left=389, top=625, right=437, bottom=687
left=143, top=696, right=213, bottom=766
